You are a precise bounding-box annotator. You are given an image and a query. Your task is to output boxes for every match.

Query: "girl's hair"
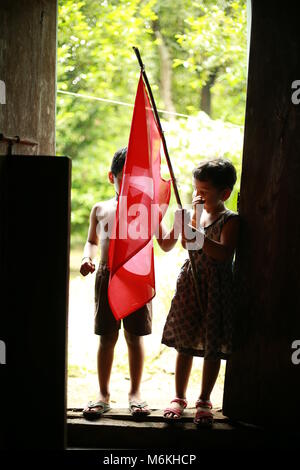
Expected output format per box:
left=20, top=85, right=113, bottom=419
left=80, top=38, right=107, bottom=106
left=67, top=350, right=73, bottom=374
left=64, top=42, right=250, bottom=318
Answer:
left=192, top=157, right=237, bottom=190
left=110, top=146, right=127, bottom=176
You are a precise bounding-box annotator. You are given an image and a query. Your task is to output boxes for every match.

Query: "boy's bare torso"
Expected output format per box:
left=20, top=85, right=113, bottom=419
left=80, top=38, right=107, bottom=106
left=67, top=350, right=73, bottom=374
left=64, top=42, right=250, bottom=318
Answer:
left=95, top=198, right=118, bottom=264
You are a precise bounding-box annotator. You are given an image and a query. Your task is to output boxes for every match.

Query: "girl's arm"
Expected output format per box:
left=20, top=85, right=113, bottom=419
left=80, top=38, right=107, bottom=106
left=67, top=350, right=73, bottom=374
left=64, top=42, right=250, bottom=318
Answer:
left=182, top=216, right=240, bottom=262
left=203, top=216, right=240, bottom=262
left=155, top=221, right=178, bottom=252
left=156, top=208, right=190, bottom=252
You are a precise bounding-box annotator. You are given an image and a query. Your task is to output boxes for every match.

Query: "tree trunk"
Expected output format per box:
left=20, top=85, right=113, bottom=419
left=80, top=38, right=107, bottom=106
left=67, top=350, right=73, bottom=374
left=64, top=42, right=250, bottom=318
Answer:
left=200, top=70, right=218, bottom=116
left=153, top=21, right=176, bottom=116
left=201, top=82, right=212, bottom=116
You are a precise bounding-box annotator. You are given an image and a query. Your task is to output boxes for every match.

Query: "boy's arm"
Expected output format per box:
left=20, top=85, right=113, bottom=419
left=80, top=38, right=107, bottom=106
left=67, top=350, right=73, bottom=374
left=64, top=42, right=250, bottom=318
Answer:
left=80, top=204, right=101, bottom=275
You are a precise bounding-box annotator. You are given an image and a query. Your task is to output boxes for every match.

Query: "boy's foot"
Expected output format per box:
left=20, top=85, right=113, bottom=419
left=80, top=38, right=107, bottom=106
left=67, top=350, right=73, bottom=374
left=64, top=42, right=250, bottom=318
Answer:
left=163, top=397, right=188, bottom=420
left=194, top=398, right=213, bottom=427
left=82, top=399, right=111, bottom=420
left=128, top=394, right=151, bottom=417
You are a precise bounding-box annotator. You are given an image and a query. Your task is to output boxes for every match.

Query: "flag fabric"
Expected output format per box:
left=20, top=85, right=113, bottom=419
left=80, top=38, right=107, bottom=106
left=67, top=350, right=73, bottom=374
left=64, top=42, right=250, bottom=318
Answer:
left=108, top=72, right=171, bottom=320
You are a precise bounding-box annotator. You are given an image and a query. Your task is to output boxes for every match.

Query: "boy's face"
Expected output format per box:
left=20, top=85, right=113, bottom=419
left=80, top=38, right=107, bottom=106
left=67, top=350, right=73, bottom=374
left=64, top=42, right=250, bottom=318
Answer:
left=108, top=170, right=123, bottom=196
left=192, top=177, right=231, bottom=208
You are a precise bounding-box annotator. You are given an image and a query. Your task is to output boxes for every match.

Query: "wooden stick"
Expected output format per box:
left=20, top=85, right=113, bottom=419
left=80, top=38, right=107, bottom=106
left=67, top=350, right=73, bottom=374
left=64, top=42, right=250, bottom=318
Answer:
left=133, top=46, right=204, bottom=316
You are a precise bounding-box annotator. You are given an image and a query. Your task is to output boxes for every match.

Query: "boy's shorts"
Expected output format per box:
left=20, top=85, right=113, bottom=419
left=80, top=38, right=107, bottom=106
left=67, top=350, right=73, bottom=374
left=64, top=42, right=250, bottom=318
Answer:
left=94, top=262, right=152, bottom=336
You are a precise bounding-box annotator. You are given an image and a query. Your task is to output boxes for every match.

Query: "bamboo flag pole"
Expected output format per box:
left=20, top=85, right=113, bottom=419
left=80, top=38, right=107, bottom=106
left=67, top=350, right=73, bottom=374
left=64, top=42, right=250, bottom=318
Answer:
left=133, top=46, right=204, bottom=316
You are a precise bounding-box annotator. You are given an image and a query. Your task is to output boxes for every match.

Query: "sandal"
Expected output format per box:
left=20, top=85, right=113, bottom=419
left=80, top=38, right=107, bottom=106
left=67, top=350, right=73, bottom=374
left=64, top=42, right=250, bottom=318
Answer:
left=129, top=399, right=151, bottom=417
left=163, top=397, right=188, bottom=421
left=82, top=400, right=111, bottom=420
left=194, top=398, right=213, bottom=427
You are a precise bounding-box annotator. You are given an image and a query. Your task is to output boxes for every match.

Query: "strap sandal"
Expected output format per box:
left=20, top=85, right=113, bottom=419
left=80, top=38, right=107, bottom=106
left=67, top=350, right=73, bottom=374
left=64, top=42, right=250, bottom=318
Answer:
left=129, top=399, right=151, bottom=417
left=163, top=397, right=188, bottom=421
left=194, top=398, right=214, bottom=427
left=82, top=400, right=111, bottom=420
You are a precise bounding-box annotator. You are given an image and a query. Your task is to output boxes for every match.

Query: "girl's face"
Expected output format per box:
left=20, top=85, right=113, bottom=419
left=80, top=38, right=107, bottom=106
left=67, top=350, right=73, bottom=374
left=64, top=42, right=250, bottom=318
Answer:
left=192, top=177, right=231, bottom=209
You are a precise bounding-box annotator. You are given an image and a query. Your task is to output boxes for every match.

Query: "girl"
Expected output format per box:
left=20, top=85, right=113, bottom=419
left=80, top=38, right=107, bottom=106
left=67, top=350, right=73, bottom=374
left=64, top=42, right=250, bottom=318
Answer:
left=160, top=157, right=240, bottom=427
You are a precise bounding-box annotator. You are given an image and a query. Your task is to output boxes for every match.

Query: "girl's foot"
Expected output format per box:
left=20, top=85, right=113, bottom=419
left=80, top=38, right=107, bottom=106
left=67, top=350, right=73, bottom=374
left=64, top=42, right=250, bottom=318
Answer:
left=163, top=397, right=188, bottom=420
left=194, top=398, right=213, bottom=427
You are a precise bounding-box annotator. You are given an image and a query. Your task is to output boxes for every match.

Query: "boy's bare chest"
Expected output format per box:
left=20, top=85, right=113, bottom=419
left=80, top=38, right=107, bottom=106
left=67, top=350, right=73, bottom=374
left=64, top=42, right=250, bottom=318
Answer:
left=96, top=200, right=117, bottom=232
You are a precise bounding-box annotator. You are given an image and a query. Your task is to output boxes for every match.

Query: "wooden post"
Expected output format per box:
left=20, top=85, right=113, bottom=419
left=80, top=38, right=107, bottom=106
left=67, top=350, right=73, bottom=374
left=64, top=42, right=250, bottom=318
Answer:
left=0, top=155, right=71, bottom=450
left=223, top=0, right=300, bottom=428
left=0, top=0, right=57, bottom=156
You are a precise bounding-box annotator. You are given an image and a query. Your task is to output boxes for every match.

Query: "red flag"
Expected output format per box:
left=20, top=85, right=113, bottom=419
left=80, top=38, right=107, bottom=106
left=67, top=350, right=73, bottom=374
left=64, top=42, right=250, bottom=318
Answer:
left=108, top=72, right=171, bottom=320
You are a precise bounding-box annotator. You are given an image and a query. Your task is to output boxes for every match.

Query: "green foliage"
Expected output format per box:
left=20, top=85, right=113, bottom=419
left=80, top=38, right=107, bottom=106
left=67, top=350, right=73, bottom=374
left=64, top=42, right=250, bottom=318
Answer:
left=56, top=0, right=246, bottom=245
left=172, top=0, right=247, bottom=121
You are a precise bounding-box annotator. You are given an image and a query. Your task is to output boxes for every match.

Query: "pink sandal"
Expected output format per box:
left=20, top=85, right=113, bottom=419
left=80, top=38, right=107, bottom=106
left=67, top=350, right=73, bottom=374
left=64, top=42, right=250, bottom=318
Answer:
left=194, top=398, right=214, bottom=427
left=163, top=397, right=188, bottom=421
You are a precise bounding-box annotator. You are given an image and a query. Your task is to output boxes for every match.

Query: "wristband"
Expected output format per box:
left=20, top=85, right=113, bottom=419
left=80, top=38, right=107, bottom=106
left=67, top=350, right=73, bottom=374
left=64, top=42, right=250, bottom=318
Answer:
left=82, top=256, right=92, bottom=262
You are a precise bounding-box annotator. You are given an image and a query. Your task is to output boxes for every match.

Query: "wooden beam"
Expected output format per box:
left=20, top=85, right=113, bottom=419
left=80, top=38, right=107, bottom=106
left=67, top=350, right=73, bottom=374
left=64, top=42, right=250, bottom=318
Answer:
left=67, top=409, right=299, bottom=450
left=0, top=0, right=57, bottom=156
left=223, top=0, right=300, bottom=427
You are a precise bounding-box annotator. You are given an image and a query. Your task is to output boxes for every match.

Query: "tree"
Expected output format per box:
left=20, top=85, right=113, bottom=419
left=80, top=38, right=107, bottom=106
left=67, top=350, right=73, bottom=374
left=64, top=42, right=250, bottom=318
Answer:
left=173, top=0, right=247, bottom=120
left=56, top=0, right=246, bottom=244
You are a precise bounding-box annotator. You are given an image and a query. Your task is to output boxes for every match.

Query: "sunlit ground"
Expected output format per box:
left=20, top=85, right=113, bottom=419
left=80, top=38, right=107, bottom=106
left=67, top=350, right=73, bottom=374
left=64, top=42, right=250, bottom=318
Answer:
left=68, top=242, right=226, bottom=411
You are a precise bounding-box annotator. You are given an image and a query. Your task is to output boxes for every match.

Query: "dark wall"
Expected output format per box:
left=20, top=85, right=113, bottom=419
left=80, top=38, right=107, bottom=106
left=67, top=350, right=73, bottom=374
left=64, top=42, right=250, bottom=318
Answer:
left=0, top=0, right=57, bottom=155
left=0, top=155, right=71, bottom=449
left=0, top=0, right=70, bottom=450
left=223, top=0, right=300, bottom=427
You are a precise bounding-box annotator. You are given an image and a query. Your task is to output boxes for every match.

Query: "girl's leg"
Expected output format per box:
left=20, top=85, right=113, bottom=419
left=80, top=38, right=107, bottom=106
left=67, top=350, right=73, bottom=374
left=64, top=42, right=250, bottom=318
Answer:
left=194, top=358, right=221, bottom=426
left=199, top=358, right=221, bottom=401
left=164, top=351, right=193, bottom=418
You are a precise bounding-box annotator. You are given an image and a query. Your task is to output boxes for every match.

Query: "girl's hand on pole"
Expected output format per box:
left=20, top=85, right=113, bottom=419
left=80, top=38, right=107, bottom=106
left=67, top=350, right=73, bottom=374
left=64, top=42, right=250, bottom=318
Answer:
left=191, top=192, right=205, bottom=229
left=174, top=208, right=191, bottom=236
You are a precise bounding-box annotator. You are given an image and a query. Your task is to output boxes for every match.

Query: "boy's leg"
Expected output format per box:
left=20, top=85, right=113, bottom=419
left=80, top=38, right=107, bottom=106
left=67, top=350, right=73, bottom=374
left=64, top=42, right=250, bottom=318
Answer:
left=97, top=331, right=119, bottom=401
left=164, top=351, right=193, bottom=418
left=83, top=331, right=118, bottom=416
left=122, top=302, right=152, bottom=414
left=124, top=330, right=149, bottom=412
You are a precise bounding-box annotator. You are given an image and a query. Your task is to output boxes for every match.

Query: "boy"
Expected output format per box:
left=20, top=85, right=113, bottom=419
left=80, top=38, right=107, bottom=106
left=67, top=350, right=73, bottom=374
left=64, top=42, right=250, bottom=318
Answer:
left=80, top=147, right=154, bottom=418
left=80, top=146, right=189, bottom=419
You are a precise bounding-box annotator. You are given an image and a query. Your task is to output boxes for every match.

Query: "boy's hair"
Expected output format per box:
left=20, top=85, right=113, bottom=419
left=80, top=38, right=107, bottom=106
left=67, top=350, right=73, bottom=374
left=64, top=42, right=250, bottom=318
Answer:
left=192, top=157, right=237, bottom=190
left=110, top=147, right=127, bottom=177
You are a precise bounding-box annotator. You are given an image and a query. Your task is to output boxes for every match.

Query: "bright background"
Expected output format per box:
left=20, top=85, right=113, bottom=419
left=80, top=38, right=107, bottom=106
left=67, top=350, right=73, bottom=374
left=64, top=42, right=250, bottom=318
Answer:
left=56, top=0, right=247, bottom=410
